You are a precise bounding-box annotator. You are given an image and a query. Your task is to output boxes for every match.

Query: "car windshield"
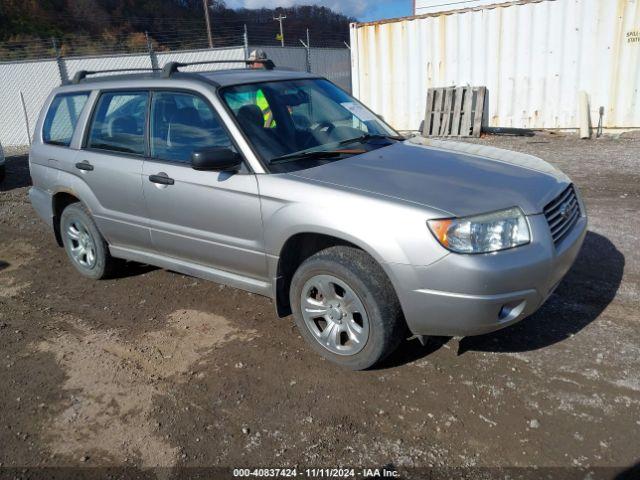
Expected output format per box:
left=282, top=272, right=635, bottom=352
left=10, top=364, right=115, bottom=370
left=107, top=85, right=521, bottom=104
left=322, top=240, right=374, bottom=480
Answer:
left=221, top=79, right=401, bottom=172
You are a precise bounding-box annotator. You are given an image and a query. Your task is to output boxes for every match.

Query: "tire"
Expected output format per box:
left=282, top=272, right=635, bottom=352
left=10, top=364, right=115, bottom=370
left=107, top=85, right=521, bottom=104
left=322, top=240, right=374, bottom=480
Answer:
left=0, top=165, right=5, bottom=183
left=60, top=203, right=118, bottom=280
left=290, top=246, right=406, bottom=370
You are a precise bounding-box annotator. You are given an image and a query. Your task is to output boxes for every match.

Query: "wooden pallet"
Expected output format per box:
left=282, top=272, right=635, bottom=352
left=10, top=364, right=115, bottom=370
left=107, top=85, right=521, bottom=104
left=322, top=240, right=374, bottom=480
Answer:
left=422, top=86, right=486, bottom=138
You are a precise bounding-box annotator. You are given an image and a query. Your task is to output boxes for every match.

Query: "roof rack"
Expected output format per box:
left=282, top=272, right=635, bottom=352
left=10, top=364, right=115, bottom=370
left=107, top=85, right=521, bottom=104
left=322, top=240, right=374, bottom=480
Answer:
left=161, top=59, right=276, bottom=78
left=69, top=59, right=276, bottom=85
left=71, top=68, right=160, bottom=84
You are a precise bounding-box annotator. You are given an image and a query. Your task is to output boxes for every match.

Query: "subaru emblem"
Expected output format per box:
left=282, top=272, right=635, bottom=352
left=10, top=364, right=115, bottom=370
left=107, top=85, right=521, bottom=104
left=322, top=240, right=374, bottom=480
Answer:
left=558, top=202, right=571, bottom=220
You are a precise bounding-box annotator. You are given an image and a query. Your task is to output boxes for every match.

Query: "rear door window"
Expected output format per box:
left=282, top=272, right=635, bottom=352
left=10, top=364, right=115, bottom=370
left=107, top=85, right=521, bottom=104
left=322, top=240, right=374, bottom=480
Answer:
left=43, top=93, right=89, bottom=146
left=87, top=91, right=148, bottom=155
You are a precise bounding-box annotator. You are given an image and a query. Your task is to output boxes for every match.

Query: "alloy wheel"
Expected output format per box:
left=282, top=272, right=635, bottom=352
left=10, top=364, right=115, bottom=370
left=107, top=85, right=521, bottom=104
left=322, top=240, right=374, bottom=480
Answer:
left=65, top=219, right=97, bottom=269
left=300, top=274, right=369, bottom=355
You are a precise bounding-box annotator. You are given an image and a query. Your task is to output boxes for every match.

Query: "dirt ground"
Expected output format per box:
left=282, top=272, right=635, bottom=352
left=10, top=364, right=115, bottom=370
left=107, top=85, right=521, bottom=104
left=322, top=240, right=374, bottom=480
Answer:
left=0, top=132, right=639, bottom=479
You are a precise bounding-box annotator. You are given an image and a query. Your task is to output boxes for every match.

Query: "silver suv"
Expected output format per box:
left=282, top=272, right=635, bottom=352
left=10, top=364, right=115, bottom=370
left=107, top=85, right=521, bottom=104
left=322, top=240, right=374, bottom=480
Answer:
left=29, top=61, right=587, bottom=369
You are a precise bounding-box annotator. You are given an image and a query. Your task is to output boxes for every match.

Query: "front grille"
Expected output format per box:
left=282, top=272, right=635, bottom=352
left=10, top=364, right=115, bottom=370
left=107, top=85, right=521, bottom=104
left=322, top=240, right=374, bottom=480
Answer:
left=544, top=185, right=581, bottom=245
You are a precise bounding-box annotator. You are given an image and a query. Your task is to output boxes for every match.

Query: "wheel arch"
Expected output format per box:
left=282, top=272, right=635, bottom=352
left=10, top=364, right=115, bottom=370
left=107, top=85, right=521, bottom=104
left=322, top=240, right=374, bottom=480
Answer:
left=273, top=231, right=400, bottom=318
left=52, top=190, right=83, bottom=246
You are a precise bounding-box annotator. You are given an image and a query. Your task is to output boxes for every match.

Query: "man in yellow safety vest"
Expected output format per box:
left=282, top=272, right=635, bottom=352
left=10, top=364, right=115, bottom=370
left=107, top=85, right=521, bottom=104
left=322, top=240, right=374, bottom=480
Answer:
left=248, top=49, right=275, bottom=128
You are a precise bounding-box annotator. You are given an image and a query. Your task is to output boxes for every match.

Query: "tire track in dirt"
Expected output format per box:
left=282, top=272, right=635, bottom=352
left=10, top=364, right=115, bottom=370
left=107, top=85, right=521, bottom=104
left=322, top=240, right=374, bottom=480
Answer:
left=0, top=242, right=35, bottom=299
left=33, top=309, right=257, bottom=467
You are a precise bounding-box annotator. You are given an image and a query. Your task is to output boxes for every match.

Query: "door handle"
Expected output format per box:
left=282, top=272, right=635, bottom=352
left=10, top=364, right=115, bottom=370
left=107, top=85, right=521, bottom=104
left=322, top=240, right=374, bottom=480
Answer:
left=149, top=173, right=174, bottom=186
left=75, top=161, right=94, bottom=171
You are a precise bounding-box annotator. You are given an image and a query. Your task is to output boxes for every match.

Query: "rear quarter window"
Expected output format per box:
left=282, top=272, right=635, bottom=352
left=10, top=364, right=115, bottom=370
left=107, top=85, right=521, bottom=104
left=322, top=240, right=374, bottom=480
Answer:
left=42, top=93, right=89, bottom=146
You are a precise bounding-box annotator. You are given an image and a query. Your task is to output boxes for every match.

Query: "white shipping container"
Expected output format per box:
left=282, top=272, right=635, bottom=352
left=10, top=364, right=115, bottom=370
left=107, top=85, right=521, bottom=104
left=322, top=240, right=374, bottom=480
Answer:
left=350, top=0, right=640, bottom=131
left=415, top=0, right=501, bottom=15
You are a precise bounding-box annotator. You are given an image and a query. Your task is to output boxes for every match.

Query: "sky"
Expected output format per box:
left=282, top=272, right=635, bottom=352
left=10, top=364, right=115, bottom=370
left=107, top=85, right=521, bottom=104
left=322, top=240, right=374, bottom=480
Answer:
left=224, top=0, right=413, bottom=22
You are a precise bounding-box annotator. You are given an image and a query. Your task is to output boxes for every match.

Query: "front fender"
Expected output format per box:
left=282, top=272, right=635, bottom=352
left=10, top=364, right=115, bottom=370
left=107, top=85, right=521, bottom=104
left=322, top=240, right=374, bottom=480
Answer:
left=258, top=174, right=449, bottom=272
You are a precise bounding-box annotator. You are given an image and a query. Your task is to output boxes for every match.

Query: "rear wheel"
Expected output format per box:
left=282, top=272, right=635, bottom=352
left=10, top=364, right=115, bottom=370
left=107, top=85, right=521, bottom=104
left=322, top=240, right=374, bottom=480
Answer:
left=0, top=165, right=5, bottom=183
left=60, top=203, right=118, bottom=279
left=290, top=246, right=405, bottom=370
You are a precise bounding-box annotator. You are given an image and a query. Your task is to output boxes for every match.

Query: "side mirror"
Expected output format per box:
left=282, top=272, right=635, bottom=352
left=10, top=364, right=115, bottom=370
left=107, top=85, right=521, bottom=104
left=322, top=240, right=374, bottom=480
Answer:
left=191, top=148, right=242, bottom=172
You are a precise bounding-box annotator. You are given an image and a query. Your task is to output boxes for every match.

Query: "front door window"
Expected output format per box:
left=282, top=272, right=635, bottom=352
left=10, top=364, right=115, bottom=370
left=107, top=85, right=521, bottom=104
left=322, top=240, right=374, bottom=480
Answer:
left=150, top=91, right=233, bottom=164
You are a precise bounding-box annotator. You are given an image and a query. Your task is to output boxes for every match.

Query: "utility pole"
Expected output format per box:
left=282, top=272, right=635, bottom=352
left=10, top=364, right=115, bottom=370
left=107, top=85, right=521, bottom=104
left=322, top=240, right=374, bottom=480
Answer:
left=203, top=0, right=213, bottom=48
left=273, top=13, right=287, bottom=47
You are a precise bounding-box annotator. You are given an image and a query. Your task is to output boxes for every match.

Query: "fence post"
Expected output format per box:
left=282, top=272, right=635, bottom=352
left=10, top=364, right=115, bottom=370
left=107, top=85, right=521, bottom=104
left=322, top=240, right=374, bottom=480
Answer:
left=19, top=91, right=32, bottom=146
left=299, top=29, right=311, bottom=73
left=145, top=32, right=159, bottom=70
left=52, top=38, right=68, bottom=84
left=306, top=29, right=311, bottom=73
left=243, top=24, right=249, bottom=60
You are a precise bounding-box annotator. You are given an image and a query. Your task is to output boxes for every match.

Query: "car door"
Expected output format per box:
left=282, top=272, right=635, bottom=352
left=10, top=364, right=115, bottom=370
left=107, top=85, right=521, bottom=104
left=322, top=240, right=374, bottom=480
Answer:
left=142, top=90, right=266, bottom=281
left=79, top=90, right=151, bottom=251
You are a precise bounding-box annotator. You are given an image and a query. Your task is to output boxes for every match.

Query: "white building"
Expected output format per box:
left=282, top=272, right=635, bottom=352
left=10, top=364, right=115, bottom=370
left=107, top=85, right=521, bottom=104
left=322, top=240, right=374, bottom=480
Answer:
left=414, top=0, right=501, bottom=15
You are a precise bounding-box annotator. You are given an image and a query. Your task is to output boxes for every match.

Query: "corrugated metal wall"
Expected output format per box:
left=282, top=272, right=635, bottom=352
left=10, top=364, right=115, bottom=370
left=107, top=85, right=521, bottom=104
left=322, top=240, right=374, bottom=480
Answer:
left=351, top=0, right=640, bottom=131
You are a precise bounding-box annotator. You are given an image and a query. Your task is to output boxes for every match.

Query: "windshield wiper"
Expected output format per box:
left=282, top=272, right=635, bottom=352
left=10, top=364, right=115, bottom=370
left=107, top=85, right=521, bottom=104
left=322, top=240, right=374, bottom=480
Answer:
left=269, top=136, right=400, bottom=165
left=270, top=149, right=349, bottom=165
left=338, top=134, right=404, bottom=146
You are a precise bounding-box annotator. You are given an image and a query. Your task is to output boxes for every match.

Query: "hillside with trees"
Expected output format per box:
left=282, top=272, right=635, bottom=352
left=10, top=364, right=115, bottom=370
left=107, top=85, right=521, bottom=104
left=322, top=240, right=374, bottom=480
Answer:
left=0, top=0, right=354, bottom=60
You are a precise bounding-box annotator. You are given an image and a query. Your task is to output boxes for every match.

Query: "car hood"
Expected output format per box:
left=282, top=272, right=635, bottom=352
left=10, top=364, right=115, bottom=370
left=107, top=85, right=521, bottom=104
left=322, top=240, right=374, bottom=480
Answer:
left=288, top=138, right=571, bottom=217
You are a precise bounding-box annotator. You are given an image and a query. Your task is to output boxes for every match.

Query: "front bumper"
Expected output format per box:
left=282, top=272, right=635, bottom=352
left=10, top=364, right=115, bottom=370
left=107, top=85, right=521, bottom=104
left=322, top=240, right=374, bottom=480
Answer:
left=388, top=214, right=588, bottom=336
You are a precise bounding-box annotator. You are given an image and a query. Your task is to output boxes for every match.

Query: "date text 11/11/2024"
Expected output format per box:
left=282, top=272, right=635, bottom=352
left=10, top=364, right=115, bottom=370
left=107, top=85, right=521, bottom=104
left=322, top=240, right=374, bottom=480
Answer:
left=232, top=468, right=400, bottom=478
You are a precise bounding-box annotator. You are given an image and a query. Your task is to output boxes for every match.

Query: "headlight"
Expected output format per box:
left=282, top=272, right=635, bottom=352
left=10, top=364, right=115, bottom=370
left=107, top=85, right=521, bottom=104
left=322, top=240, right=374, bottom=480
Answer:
left=428, top=207, right=530, bottom=254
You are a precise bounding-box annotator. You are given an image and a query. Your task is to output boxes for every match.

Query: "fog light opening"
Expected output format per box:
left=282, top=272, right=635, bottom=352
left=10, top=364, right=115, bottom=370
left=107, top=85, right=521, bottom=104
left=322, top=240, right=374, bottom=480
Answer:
left=498, top=300, right=527, bottom=323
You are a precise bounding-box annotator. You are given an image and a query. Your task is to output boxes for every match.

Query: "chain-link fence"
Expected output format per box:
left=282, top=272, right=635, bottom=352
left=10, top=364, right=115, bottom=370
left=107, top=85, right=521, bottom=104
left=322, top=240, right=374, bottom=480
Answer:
left=0, top=29, right=351, bottom=147
left=247, top=45, right=350, bottom=92
left=0, top=59, right=62, bottom=147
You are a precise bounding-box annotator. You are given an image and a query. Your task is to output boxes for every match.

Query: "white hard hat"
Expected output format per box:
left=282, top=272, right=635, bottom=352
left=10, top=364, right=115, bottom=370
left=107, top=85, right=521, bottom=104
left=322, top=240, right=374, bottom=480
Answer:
left=249, top=49, right=267, bottom=61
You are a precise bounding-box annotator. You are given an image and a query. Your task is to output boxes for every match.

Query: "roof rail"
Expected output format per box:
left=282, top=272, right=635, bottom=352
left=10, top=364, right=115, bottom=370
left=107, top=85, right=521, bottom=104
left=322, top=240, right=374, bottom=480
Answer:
left=71, top=68, right=160, bottom=84
left=161, top=59, right=276, bottom=78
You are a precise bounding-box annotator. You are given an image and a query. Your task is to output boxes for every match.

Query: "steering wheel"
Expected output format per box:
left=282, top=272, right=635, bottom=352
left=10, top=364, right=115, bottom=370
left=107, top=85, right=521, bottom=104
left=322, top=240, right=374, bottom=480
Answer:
left=302, top=121, right=336, bottom=149
left=311, top=121, right=336, bottom=137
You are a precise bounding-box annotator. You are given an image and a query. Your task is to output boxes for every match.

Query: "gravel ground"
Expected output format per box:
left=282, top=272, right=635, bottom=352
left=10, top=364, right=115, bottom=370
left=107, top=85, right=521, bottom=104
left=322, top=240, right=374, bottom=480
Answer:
left=0, top=132, right=639, bottom=479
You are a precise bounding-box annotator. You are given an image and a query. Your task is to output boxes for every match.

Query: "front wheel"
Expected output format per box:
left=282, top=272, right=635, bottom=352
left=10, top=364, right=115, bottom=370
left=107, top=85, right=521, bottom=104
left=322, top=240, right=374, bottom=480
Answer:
left=290, top=246, right=406, bottom=370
